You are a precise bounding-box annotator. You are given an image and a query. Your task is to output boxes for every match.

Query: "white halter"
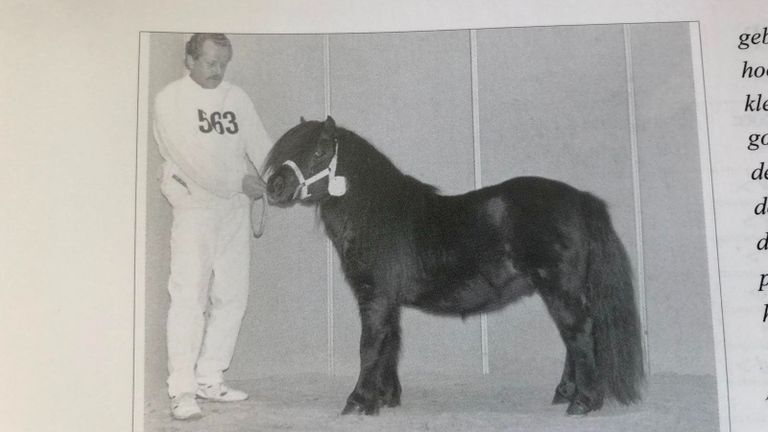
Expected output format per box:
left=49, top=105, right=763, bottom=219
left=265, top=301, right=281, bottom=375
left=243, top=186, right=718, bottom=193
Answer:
left=282, top=142, right=347, bottom=200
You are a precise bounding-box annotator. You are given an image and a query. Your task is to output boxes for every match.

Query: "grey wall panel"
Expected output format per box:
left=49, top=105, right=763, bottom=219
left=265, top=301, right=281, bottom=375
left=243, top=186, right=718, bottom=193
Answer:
left=231, top=203, right=331, bottom=378
left=226, top=35, right=328, bottom=152
left=630, top=23, right=716, bottom=375
left=476, top=25, right=637, bottom=377
left=144, top=32, right=185, bottom=401
left=329, top=31, right=483, bottom=375
left=226, top=35, right=330, bottom=379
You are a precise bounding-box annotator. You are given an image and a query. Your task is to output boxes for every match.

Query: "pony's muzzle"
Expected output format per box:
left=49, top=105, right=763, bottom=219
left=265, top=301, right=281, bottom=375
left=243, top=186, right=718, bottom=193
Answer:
left=266, top=170, right=296, bottom=204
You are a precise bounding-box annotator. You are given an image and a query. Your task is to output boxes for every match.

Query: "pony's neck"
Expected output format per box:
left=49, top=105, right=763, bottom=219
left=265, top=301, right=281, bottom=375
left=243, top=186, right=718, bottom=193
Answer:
left=319, top=132, right=436, bottom=226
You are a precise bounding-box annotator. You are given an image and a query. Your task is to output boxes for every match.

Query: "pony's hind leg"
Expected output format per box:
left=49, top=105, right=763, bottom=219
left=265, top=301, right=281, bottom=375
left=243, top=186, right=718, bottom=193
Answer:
left=552, top=350, right=576, bottom=404
left=342, top=292, right=399, bottom=415
left=542, top=291, right=604, bottom=416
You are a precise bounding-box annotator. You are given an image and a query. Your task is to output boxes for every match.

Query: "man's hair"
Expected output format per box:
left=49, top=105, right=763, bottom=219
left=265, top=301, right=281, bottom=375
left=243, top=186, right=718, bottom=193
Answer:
left=185, top=33, right=232, bottom=60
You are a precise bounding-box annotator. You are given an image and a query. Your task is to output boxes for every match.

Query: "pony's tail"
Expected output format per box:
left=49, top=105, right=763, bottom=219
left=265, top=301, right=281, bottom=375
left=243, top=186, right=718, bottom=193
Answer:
left=583, top=194, right=645, bottom=405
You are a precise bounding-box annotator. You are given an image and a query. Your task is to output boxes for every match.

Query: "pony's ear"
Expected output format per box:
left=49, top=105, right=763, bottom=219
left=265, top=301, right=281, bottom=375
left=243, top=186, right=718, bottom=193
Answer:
left=323, top=116, right=336, bottom=135
left=300, top=116, right=306, bottom=123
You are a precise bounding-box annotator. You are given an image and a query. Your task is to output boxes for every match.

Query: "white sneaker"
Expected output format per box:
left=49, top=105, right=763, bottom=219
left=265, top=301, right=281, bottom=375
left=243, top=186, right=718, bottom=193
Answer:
left=171, top=393, right=202, bottom=420
left=196, top=383, right=248, bottom=402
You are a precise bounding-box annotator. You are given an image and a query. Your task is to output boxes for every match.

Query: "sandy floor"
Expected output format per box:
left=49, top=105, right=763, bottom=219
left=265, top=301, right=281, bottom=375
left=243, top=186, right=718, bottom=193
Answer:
left=144, top=373, right=719, bottom=432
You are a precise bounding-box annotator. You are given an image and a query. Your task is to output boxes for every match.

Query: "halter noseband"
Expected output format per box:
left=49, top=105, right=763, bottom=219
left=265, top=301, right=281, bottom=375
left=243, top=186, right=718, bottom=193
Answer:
left=281, top=140, right=347, bottom=200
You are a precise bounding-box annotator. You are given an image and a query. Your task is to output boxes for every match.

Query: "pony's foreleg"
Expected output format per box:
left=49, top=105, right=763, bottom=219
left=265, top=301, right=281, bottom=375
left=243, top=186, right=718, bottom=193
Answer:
left=542, top=292, right=603, bottom=416
left=342, top=293, right=397, bottom=415
left=377, top=308, right=401, bottom=408
left=551, top=350, right=576, bottom=404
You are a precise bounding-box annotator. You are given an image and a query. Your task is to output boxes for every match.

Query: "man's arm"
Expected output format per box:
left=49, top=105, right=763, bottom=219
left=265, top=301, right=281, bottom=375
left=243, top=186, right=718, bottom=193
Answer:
left=238, top=92, right=273, bottom=200
left=240, top=93, right=273, bottom=175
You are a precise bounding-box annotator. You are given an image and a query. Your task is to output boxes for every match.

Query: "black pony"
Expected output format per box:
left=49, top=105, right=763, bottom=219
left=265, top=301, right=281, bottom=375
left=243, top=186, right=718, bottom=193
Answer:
left=265, top=116, right=644, bottom=416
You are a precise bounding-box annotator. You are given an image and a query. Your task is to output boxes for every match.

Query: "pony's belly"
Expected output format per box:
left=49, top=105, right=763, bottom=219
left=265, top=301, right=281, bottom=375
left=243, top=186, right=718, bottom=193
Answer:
left=409, top=274, right=536, bottom=316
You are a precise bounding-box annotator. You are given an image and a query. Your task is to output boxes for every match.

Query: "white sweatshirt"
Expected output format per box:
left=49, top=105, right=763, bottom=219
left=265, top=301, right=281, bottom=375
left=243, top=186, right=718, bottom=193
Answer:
left=153, top=75, right=272, bottom=199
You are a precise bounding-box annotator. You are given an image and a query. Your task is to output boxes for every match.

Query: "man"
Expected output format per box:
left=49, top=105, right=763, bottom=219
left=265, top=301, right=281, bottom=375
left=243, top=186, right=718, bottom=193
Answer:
left=153, top=33, right=271, bottom=420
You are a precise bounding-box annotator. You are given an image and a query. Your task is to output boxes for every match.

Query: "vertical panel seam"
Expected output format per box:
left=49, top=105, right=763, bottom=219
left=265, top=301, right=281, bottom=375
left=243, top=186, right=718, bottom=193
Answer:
left=470, top=29, right=490, bottom=376
left=324, top=34, right=335, bottom=377
left=623, top=24, right=651, bottom=376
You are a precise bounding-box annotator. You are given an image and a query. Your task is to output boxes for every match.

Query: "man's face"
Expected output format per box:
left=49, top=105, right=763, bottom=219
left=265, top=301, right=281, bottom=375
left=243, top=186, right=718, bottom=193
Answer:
left=186, top=40, right=232, bottom=89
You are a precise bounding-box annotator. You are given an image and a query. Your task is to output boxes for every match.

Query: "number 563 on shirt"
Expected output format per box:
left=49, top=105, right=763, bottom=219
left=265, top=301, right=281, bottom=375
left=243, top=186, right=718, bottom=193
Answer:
left=198, top=109, right=239, bottom=135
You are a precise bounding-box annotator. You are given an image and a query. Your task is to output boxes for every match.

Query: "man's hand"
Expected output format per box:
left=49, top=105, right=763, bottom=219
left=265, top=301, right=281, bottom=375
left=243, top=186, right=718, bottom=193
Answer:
left=242, top=174, right=267, bottom=200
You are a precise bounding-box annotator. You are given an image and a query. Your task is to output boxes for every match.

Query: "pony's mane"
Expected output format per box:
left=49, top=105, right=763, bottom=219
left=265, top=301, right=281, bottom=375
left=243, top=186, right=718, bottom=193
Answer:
left=337, top=129, right=439, bottom=198
left=265, top=120, right=439, bottom=198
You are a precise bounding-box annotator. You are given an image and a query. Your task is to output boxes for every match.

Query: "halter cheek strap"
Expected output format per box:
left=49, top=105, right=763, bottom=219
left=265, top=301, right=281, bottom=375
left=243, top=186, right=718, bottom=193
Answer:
left=282, top=142, right=347, bottom=200
left=282, top=159, right=310, bottom=200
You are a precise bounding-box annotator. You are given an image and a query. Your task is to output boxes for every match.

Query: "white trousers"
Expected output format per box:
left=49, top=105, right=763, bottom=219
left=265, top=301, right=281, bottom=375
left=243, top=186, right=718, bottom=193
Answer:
left=162, top=166, right=251, bottom=398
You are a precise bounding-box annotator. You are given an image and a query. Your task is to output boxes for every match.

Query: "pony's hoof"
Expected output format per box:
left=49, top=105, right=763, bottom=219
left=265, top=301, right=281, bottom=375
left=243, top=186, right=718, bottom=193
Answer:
left=379, top=389, right=401, bottom=408
left=341, top=399, right=379, bottom=416
left=382, top=396, right=400, bottom=408
left=566, top=399, right=592, bottom=416
left=552, top=382, right=576, bottom=405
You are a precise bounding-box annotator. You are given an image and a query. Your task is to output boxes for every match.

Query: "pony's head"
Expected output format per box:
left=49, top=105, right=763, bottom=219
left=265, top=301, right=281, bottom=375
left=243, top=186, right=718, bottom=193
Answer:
left=265, top=116, right=347, bottom=205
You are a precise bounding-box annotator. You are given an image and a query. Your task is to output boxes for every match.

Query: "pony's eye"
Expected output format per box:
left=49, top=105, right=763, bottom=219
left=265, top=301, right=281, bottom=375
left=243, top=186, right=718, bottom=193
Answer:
left=313, top=148, right=326, bottom=158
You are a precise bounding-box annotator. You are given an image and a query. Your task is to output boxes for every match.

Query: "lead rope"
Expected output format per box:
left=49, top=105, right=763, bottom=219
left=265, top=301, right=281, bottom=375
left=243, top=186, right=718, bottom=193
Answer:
left=250, top=195, right=267, bottom=238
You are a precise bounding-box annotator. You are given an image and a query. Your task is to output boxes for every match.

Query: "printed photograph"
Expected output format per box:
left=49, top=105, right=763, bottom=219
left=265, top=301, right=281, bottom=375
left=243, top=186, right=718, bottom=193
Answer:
left=138, top=23, right=720, bottom=431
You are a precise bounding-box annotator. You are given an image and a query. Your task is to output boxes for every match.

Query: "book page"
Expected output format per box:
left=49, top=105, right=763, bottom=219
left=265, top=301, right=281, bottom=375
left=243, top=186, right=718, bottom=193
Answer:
left=2, top=1, right=767, bottom=431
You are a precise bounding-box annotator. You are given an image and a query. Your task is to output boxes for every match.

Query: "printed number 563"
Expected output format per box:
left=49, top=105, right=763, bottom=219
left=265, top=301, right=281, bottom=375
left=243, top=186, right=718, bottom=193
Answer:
left=198, top=110, right=239, bottom=135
